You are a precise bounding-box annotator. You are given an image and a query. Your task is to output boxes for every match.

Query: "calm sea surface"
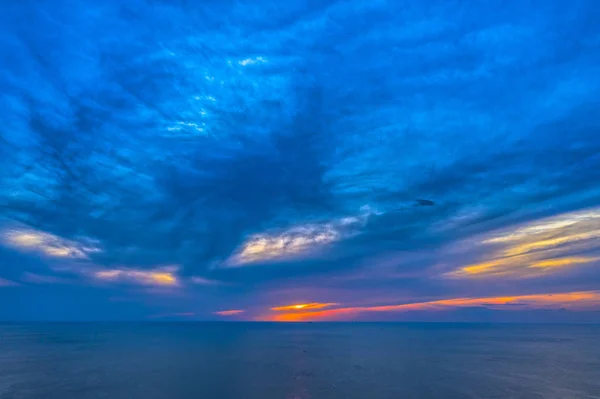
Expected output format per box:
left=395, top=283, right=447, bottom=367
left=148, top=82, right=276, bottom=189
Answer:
left=1, top=323, right=599, bottom=399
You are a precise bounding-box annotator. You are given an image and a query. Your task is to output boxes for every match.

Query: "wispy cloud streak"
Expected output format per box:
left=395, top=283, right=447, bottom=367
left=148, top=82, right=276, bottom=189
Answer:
left=271, top=302, right=339, bottom=311
left=266, top=291, right=600, bottom=321
left=227, top=206, right=377, bottom=265
left=449, top=207, right=600, bottom=278
left=94, top=266, right=179, bottom=287
left=214, top=309, right=244, bottom=316
left=2, top=227, right=100, bottom=259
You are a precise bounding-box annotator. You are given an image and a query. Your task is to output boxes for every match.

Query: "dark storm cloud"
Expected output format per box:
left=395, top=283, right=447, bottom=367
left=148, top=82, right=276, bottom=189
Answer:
left=1, top=0, right=600, bottom=320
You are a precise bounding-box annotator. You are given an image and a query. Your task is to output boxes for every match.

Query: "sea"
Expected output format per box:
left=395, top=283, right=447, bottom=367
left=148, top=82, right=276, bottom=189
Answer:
left=1, top=323, right=599, bottom=399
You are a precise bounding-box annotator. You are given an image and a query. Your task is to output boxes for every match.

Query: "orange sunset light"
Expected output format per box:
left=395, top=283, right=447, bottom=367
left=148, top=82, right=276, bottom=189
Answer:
left=271, top=302, right=339, bottom=311
left=265, top=291, right=600, bottom=322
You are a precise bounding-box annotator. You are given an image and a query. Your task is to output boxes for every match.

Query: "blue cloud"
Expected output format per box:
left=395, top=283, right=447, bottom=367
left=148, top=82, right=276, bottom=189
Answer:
left=1, top=0, right=599, bottom=320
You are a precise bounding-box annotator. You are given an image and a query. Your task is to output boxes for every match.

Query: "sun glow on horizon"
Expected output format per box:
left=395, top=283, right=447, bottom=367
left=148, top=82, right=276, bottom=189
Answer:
left=271, top=302, right=339, bottom=311
left=262, top=291, right=600, bottom=322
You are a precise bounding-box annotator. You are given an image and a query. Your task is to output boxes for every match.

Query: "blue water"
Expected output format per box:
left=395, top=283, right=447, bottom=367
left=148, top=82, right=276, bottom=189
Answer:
left=1, top=323, right=599, bottom=399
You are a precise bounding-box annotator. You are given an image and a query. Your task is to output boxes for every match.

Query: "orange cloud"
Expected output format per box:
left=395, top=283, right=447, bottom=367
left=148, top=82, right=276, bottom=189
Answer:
left=215, top=309, right=244, bottom=316
left=530, top=256, right=600, bottom=268
left=271, top=302, right=339, bottom=311
left=452, top=255, right=600, bottom=277
left=265, top=291, right=600, bottom=321
left=449, top=207, right=600, bottom=278
left=94, top=266, right=178, bottom=286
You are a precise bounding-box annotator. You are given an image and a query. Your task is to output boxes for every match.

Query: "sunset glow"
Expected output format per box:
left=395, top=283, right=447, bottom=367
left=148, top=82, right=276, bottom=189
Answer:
left=449, top=207, right=600, bottom=278
left=264, top=291, right=600, bottom=321
left=271, top=302, right=339, bottom=311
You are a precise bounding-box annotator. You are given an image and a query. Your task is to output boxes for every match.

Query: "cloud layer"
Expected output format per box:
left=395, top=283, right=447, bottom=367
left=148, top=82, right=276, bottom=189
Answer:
left=1, top=0, right=599, bottom=320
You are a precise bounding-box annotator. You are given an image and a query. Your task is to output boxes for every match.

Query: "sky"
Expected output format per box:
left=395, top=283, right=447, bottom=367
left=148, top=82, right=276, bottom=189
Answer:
left=1, top=0, right=600, bottom=322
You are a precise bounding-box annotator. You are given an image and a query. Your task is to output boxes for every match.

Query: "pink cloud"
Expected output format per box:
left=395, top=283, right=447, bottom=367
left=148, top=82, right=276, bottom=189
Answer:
left=0, top=277, right=19, bottom=287
left=214, top=309, right=244, bottom=316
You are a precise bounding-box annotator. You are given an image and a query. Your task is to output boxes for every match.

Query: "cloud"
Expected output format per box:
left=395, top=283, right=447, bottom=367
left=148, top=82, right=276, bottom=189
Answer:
left=238, top=56, right=268, bottom=66
left=214, top=309, right=244, bottom=316
left=484, top=209, right=600, bottom=244
left=265, top=291, right=600, bottom=321
left=415, top=199, right=435, bottom=207
left=1, top=0, right=600, bottom=320
left=189, top=276, right=221, bottom=286
left=0, top=277, right=18, bottom=287
left=93, top=266, right=179, bottom=287
left=449, top=207, right=600, bottom=278
left=226, top=206, right=376, bottom=266
left=530, top=257, right=600, bottom=269
left=271, top=302, right=339, bottom=311
left=2, top=227, right=100, bottom=259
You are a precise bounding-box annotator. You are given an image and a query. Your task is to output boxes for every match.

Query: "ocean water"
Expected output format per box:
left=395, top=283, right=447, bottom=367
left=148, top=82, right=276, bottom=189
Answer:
left=1, top=323, right=599, bottom=399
